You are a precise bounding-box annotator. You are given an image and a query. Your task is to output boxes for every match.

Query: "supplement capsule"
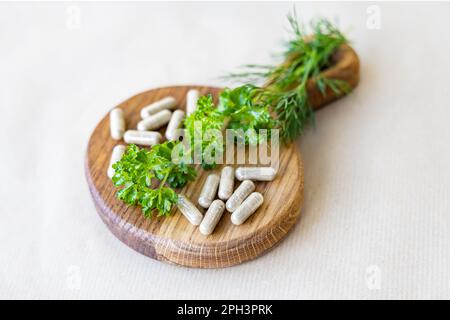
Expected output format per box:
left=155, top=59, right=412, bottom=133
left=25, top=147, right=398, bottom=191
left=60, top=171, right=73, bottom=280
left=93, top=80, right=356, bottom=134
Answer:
left=165, top=109, right=185, bottom=141
left=140, top=96, right=176, bottom=118
left=177, top=195, right=203, bottom=226
left=226, top=180, right=255, bottom=212
left=110, top=108, right=126, bottom=140
left=137, top=109, right=172, bottom=131
left=218, top=166, right=235, bottom=200
left=199, top=200, right=225, bottom=235
left=107, top=145, right=126, bottom=178
left=186, top=89, right=199, bottom=115
left=123, top=130, right=162, bottom=146
left=235, top=166, right=277, bottom=181
left=231, top=192, right=264, bottom=225
left=198, top=174, right=220, bottom=208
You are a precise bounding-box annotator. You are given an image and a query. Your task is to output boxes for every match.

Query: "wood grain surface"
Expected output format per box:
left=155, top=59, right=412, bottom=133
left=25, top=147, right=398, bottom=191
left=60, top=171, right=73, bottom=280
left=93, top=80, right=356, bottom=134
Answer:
left=84, top=45, right=359, bottom=268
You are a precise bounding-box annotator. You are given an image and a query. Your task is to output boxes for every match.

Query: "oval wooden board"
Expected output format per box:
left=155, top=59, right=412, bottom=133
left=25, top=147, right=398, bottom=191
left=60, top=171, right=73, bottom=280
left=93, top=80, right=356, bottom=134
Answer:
left=85, top=86, right=304, bottom=268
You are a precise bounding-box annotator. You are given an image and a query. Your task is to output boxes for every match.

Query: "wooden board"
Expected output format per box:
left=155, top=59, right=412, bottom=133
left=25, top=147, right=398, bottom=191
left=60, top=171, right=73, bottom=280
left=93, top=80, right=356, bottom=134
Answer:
left=84, top=45, right=359, bottom=268
left=85, top=86, right=303, bottom=268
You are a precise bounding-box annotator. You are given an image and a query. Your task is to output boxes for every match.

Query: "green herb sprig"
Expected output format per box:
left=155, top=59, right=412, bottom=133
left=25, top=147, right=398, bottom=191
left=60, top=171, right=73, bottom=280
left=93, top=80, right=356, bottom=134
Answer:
left=183, top=94, right=226, bottom=169
left=218, top=84, right=278, bottom=144
left=183, top=87, right=277, bottom=168
left=225, top=10, right=351, bottom=141
left=112, top=142, right=196, bottom=217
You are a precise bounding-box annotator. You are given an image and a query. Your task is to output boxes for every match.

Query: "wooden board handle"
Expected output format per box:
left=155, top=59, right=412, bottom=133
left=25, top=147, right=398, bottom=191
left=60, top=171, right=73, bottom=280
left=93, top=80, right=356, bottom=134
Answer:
left=307, top=44, right=360, bottom=110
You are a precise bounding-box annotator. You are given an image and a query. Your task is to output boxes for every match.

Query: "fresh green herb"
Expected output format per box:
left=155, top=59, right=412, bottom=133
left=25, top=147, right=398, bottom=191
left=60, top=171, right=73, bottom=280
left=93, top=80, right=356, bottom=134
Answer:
left=183, top=87, right=277, bottom=165
left=184, top=94, right=226, bottom=169
left=225, top=10, right=350, bottom=141
left=112, top=142, right=196, bottom=217
left=218, top=84, right=278, bottom=144
left=147, top=142, right=197, bottom=188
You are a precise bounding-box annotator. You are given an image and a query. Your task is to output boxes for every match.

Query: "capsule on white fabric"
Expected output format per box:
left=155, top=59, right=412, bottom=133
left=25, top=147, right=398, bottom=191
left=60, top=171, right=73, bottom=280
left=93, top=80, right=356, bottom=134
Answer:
left=186, top=89, right=199, bottom=115
left=140, top=96, right=177, bottom=118
left=165, top=110, right=185, bottom=141
left=110, top=108, right=126, bottom=140
left=218, top=166, right=235, bottom=201
left=177, top=195, right=203, bottom=226
left=199, top=200, right=225, bottom=235
left=231, top=192, right=264, bottom=225
left=235, top=166, right=277, bottom=181
left=123, top=130, right=162, bottom=146
left=198, top=174, right=220, bottom=208
left=107, top=145, right=126, bottom=178
left=226, top=180, right=255, bottom=212
left=137, top=109, right=172, bottom=131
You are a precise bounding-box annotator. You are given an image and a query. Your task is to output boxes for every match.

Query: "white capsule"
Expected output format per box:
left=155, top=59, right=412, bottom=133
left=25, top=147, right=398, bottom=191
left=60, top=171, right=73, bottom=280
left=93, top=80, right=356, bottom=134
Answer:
left=186, top=89, right=199, bottom=115
left=235, top=166, right=277, bottom=181
left=231, top=192, right=264, bottom=225
left=198, top=174, right=220, bottom=208
left=137, top=109, right=172, bottom=131
left=107, top=145, right=126, bottom=178
left=109, top=108, right=126, bottom=140
left=123, top=130, right=162, bottom=146
left=199, top=200, right=225, bottom=235
left=165, top=109, right=185, bottom=141
left=218, top=166, right=235, bottom=201
left=226, top=180, right=255, bottom=213
left=140, top=96, right=177, bottom=118
left=177, top=195, right=203, bottom=226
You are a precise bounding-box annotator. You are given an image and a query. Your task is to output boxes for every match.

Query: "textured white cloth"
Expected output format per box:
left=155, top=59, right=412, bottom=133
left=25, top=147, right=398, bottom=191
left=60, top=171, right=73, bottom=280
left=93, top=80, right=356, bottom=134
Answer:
left=1, top=2, right=449, bottom=299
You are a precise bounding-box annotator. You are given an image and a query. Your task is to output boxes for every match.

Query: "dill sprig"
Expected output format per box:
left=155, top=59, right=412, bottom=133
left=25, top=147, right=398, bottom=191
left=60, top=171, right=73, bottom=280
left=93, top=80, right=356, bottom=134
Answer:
left=225, top=10, right=351, bottom=141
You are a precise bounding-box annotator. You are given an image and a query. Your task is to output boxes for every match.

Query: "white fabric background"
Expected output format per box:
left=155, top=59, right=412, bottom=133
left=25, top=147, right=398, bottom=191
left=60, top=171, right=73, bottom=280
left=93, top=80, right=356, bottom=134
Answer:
left=1, top=1, right=449, bottom=299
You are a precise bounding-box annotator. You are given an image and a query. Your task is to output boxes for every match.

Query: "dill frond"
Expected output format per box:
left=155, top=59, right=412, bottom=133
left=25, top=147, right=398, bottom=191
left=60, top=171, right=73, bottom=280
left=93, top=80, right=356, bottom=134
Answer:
left=223, top=9, right=350, bottom=141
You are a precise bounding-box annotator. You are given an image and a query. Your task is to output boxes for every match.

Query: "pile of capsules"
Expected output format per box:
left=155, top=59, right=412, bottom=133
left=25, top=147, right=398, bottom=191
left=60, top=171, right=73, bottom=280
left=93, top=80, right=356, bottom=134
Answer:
left=106, top=89, right=276, bottom=235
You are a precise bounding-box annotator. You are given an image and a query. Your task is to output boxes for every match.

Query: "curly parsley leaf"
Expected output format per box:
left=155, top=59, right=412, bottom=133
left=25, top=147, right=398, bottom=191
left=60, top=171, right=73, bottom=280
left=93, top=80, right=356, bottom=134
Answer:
left=218, top=85, right=277, bottom=144
left=184, top=94, right=225, bottom=169
left=147, top=141, right=197, bottom=188
left=112, top=142, right=196, bottom=217
left=140, top=187, right=178, bottom=218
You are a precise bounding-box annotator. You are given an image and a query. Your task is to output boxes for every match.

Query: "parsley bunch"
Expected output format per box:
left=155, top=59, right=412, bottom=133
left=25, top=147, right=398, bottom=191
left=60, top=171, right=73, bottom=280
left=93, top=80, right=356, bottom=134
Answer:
left=183, top=89, right=277, bottom=168
left=218, top=84, right=278, bottom=144
left=112, top=142, right=196, bottom=217
left=184, top=95, right=226, bottom=169
left=111, top=9, right=352, bottom=219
